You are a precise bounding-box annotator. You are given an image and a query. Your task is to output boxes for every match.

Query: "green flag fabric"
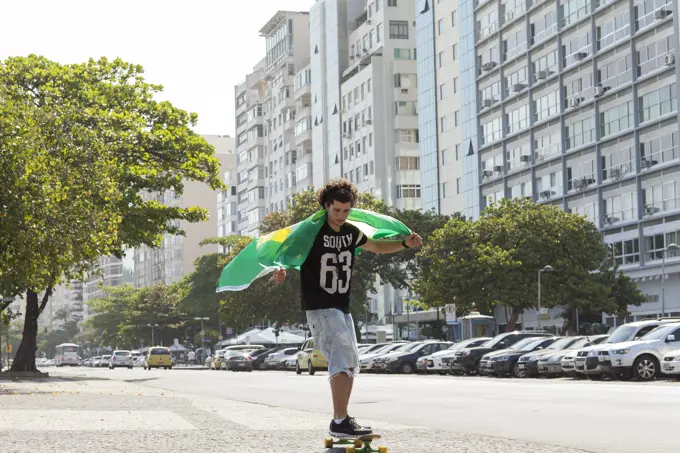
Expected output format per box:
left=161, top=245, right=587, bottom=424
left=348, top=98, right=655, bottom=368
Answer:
left=216, top=208, right=412, bottom=292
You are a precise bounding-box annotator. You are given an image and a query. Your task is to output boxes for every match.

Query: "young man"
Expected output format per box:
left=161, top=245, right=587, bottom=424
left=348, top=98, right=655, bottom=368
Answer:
left=273, top=178, right=422, bottom=437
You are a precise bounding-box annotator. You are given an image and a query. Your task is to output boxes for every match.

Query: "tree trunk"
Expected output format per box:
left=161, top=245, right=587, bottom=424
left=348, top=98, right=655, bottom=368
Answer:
left=9, top=290, right=40, bottom=372
left=505, top=306, right=523, bottom=332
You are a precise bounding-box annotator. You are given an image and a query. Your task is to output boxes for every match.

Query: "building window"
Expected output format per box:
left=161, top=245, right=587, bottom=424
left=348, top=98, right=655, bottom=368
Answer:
left=603, top=191, right=637, bottom=222
left=454, top=77, right=459, bottom=93
left=639, top=83, right=677, bottom=123
left=482, top=117, right=503, bottom=144
left=397, top=184, right=421, bottom=198
left=442, top=149, right=448, bottom=165
left=507, top=105, right=529, bottom=134
left=534, top=90, right=560, bottom=122
left=394, top=48, right=412, bottom=60
left=645, top=230, right=680, bottom=261
left=442, top=182, right=449, bottom=198
left=396, top=156, right=420, bottom=170
left=565, top=116, right=595, bottom=149
left=456, top=177, right=462, bottom=194
left=389, top=20, right=409, bottom=39
left=600, top=100, right=633, bottom=137
left=387, top=0, right=397, bottom=6
left=596, top=10, right=631, bottom=51
left=609, top=239, right=640, bottom=266
left=438, top=18, right=444, bottom=35
left=642, top=181, right=679, bottom=214
left=452, top=44, right=458, bottom=60
left=452, top=10, right=457, bottom=26
left=455, top=144, right=461, bottom=160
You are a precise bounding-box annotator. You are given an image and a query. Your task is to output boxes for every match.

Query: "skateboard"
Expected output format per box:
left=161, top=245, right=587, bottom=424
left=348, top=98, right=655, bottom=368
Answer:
left=324, top=433, right=386, bottom=453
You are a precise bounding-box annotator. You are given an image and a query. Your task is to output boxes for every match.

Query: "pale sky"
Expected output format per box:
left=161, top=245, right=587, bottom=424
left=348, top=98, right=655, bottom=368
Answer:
left=0, top=0, right=315, bottom=136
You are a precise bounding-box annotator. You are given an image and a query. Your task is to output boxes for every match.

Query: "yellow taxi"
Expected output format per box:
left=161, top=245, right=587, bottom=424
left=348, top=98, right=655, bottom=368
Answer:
left=144, top=346, right=173, bottom=370
left=295, top=338, right=328, bottom=375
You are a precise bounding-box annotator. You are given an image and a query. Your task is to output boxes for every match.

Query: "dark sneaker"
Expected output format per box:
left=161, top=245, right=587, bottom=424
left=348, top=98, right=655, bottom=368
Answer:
left=329, top=416, right=373, bottom=438
left=348, top=416, right=371, bottom=430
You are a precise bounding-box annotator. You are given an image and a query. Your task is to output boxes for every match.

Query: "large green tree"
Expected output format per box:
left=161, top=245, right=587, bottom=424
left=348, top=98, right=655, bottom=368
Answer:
left=0, top=55, right=224, bottom=371
left=414, top=198, right=644, bottom=331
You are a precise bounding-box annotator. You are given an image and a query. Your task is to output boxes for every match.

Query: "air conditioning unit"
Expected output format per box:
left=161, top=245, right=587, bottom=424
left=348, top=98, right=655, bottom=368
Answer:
left=482, top=61, right=498, bottom=72
left=605, top=216, right=620, bottom=223
left=573, top=178, right=585, bottom=189
left=343, top=132, right=352, bottom=138
left=655, top=9, right=670, bottom=19
left=520, top=155, right=531, bottom=163
left=568, top=97, right=583, bottom=107
left=540, top=190, right=555, bottom=198
left=594, top=86, right=603, bottom=97
left=535, top=152, right=545, bottom=161
left=356, top=52, right=361, bottom=57
left=665, top=54, right=675, bottom=66
left=641, top=158, right=653, bottom=169
left=574, top=52, right=587, bottom=61
left=365, top=119, right=373, bottom=125
left=584, top=178, right=595, bottom=185
left=401, top=88, right=409, bottom=93
left=645, top=205, right=660, bottom=215
left=512, top=83, right=526, bottom=92
left=350, top=55, right=355, bottom=60
left=536, top=70, right=548, bottom=80
left=493, top=165, right=503, bottom=172
left=482, top=170, right=494, bottom=177
left=482, top=99, right=493, bottom=107
left=363, top=48, right=368, bottom=54
left=505, top=11, right=515, bottom=21
left=366, top=19, right=372, bottom=25
left=610, top=168, right=621, bottom=179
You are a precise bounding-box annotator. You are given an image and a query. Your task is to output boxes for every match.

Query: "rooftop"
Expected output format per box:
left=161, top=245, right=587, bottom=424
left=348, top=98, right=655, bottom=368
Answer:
left=259, top=10, right=308, bottom=36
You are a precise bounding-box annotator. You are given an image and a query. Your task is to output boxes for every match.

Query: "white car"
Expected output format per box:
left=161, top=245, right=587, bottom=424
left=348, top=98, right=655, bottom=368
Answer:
left=422, top=338, right=492, bottom=373
left=99, top=355, right=112, bottom=367
left=109, top=350, right=133, bottom=369
left=560, top=335, right=609, bottom=375
left=573, top=318, right=680, bottom=377
left=661, top=348, right=680, bottom=378
left=598, top=322, right=680, bottom=381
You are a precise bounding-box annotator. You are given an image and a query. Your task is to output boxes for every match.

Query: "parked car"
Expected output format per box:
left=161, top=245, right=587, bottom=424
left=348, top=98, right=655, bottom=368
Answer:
left=296, top=338, right=328, bottom=375
left=221, top=350, right=249, bottom=370
left=359, top=343, right=410, bottom=372
left=517, top=336, right=584, bottom=377
left=251, top=348, right=283, bottom=370
left=264, top=347, right=298, bottom=370
left=530, top=334, right=606, bottom=376
left=109, top=350, right=133, bottom=369
left=100, top=355, right=112, bottom=367
left=574, top=318, right=680, bottom=378
left=597, top=322, right=680, bottom=381
left=661, top=348, right=680, bottom=378
left=375, top=341, right=452, bottom=374
left=480, top=337, right=557, bottom=377
left=422, top=338, right=492, bottom=374
left=227, top=352, right=253, bottom=372
left=452, top=331, right=552, bottom=375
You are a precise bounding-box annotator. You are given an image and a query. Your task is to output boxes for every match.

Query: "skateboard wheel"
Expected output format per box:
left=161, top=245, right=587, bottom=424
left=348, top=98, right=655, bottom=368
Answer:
left=378, top=447, right=388, bottom=453
left=353, top=439, right=363, bottom=448
left=345, top=448, right=356, bottom=453
left=324, top=439, right=334, bottom=448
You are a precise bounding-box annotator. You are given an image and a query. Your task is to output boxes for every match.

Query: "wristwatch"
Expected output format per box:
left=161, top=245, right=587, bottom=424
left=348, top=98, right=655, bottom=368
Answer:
left=402, top=239, right=409, bottom=249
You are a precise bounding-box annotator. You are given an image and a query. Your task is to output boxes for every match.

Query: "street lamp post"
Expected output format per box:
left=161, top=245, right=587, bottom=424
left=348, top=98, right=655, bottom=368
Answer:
left=537, top=265, right=554, bottom=330
left=662, top=243, right=679, bottom=317
left=147, top=324, right=159, bottom=346
left=194, top=317, right=209, bottom=359
left=364, top=302, right=370, bottom=342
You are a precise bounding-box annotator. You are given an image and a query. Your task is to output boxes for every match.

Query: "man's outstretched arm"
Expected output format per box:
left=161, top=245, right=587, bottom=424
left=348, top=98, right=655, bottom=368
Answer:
left=360, top=232, right=422, bottom=254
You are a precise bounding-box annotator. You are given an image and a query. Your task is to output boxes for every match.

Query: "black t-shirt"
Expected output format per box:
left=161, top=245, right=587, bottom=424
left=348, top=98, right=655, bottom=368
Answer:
left=300, top=221, right=368, bottom=313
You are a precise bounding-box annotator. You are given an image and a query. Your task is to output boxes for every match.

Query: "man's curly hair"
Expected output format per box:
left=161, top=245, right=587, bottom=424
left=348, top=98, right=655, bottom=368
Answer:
left=317, top=178, right=360, bottom=208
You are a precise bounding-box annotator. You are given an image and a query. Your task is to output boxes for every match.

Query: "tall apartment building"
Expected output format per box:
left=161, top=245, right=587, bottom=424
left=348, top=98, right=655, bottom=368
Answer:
left=134, top=135, right=235, bottom=287
left=233, top=11, right=311, bottom=238
left=417, top=0, right=466, bottom=215
left=419, top=0, right=680, bottom=326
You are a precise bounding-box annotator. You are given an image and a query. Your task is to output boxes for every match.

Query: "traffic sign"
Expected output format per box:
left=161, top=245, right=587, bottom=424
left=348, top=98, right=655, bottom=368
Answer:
left=200, top=330, right=205, bottom=336
left=226, top=327, right=232, bottom=335
left=218, top=335, right=224, bottom=341
left=6, top=344, right=12, bottom=353
left=173, top=339, right=179, bottom=347
left=445, top=304, right=457, bottom=325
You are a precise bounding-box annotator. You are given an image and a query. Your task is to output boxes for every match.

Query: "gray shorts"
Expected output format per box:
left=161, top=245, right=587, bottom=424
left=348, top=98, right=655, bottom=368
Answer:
left=306, top=308, right=360, bottom=380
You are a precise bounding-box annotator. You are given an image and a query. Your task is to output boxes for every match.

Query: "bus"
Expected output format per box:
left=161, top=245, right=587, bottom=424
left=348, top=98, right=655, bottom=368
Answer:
left=55, top=343, right=80, bottom=366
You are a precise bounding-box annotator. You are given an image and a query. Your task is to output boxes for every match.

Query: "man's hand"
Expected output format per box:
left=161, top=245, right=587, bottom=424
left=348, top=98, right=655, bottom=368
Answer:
left=272, top=267, right=287, bottom=284
left=405, top=232, right=423, bottom=248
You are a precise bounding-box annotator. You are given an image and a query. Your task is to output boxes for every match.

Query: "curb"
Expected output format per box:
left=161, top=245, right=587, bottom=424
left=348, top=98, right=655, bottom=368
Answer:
left=0, top=371, right=50, bottom=380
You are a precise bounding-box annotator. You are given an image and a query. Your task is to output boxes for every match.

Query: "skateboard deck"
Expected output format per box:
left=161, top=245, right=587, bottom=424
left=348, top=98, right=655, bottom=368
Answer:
left=324, top=433, right=386, bottom=453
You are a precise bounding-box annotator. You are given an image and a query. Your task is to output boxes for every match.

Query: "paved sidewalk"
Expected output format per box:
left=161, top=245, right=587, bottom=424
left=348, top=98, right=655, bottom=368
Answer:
left=0, top=377, right=593, bottom=453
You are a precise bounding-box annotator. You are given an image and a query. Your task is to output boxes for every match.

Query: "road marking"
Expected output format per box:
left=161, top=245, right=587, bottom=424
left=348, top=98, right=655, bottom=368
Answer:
left=0, top=410, right=195, bottom=431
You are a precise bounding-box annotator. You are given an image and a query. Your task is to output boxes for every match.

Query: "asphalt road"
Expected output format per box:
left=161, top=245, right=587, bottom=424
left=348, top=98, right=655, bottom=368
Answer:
left=2, top=366, right=677, bottom=453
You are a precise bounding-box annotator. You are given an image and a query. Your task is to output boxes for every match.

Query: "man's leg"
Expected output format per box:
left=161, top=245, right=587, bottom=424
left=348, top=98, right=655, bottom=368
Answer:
left=330, top=372, right=352, bottom=420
